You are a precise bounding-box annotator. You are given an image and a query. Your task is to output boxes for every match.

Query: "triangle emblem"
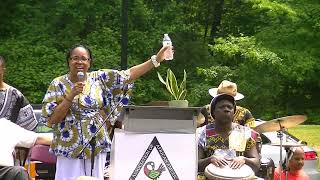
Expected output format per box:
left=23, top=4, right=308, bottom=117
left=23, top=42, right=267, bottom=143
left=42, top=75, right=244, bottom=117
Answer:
left=129, top=136, right=179, bottom=180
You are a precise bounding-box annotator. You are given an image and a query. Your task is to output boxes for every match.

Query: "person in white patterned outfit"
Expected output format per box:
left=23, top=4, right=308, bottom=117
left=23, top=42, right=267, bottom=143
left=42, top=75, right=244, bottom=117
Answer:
left=0, top=56, right=38, bottom=131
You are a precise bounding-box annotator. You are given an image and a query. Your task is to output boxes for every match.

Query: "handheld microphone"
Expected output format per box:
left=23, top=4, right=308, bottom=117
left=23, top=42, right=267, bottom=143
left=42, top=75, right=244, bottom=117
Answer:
left=77, top=71, right=85, bottom=82
left=77, top=71, right=85, bottom=96
left=77, top=71, right=86, bottom=174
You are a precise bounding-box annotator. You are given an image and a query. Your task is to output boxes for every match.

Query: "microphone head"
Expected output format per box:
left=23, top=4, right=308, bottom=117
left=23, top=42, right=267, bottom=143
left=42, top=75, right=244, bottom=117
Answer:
left=77, top=71, right=85, bottom=81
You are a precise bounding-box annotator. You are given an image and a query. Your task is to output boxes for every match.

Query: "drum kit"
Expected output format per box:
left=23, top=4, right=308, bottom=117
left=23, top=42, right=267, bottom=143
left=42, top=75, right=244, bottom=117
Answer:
left=203, top=115, right=307, bottom=180
left=254, top=115, right=306, bottom=180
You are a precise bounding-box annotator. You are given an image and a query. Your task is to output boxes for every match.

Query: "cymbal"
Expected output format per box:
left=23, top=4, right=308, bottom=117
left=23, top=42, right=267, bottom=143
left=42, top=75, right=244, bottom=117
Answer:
left=271, top=142, right=304, bottom=147
left=254, top=115, right=307, bottom=133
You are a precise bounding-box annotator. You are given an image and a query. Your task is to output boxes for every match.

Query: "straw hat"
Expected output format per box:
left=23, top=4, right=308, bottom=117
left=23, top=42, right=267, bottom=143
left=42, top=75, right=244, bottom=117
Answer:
left=208, top=80, right=244, bottom=100
left=197, top=80, right=244, bottom=127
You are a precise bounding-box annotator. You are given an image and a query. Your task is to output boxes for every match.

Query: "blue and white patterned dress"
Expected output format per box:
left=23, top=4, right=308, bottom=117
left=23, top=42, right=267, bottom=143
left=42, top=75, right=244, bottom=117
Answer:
left=41, top=69, right=132, bottom=160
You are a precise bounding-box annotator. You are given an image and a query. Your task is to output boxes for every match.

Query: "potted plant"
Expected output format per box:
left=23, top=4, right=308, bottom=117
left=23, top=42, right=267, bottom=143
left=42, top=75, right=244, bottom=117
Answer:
left=157, top=68, right=188, bottom=107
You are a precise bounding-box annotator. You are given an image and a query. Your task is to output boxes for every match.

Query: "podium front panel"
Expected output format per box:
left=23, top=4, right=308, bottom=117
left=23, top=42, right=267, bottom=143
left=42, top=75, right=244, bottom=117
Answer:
left=110, top=129, right=197, bottom=180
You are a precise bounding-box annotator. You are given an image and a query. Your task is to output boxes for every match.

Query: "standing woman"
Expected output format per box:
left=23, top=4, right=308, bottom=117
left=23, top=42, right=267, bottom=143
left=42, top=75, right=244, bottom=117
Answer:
left=40, top=44, right=169, bottom=180
left=0, top=56, right=38, bottom=130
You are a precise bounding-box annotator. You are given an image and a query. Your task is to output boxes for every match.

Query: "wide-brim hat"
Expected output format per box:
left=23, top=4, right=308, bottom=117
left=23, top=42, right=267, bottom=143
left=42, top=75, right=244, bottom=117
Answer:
left=208, top=80, right=244, bottom=101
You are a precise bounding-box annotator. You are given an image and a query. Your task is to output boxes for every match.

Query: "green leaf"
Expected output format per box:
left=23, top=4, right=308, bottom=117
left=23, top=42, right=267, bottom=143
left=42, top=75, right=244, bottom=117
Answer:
left=178, top=90, right=187, bottom=100
left=165, top=69, right=173, bottom=96
left=179, top=69, right=187, bottom=91
left=168, top=69, right=179, bottom=100
left=157, top=72, right=166, bottom=85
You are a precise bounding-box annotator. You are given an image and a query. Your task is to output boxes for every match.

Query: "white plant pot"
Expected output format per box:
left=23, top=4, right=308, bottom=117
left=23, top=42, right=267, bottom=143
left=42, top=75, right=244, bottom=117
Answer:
left=168, top=100, right=189, bottom=108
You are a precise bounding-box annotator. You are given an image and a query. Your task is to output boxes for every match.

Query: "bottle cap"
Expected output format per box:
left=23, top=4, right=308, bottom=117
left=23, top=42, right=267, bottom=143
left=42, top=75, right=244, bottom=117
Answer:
left=163, top=34, right=171, bottom=41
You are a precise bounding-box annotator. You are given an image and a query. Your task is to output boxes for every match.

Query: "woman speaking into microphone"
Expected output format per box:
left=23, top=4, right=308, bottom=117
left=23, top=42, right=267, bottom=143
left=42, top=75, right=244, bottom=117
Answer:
left=40, top=44, right=170, bottom=180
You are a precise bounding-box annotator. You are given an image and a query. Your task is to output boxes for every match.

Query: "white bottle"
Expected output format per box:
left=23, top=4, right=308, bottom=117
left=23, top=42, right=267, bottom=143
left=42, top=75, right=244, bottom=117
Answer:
left=162, top=33, right=173, bottom=60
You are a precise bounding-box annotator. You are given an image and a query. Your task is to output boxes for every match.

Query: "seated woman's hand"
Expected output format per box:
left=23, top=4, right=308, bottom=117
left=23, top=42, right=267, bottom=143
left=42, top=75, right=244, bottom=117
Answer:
left=210, top=155, right=228, bottom=167
left=229, top=156, right=246, bottom=169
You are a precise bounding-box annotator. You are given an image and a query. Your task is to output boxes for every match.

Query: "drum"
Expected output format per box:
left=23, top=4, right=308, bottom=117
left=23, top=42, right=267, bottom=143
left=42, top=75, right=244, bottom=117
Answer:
left=256, top=158, right=275, bottom=180
left=204, top=163, right=255, bottom=180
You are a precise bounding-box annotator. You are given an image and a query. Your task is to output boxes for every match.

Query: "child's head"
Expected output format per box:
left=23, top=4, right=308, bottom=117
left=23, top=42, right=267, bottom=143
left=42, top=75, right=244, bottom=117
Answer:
left=288, top=147, right=305, bottom=171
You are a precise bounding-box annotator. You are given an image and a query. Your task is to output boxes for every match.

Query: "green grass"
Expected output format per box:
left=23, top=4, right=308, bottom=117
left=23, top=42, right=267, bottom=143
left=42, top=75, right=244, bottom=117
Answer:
left=288, top=125, right=320, bottom=171
left=288, top=125, right=320, bottom=151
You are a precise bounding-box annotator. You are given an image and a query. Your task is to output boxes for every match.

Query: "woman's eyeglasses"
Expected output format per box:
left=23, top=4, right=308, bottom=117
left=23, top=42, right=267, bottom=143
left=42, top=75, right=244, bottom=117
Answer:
left=70, top=56, right=90, bottom=62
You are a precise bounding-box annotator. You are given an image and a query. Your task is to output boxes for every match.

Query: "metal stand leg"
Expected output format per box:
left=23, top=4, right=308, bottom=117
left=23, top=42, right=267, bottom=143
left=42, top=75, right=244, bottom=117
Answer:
left=90, top=136, right=96, bottom=177
left=277, top=130, right=284, bottom=180
left=284, top=147, right=290, bottom=180
left=276, top=120, right=289, bottom=180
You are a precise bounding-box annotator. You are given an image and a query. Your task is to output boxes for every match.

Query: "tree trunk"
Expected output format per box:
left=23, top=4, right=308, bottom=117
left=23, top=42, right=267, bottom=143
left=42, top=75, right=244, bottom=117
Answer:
left=121, top=0, right=129, bottom=70
left=203, top=0, right=213, bottom=42
left=209, top=0, right=224, bottom=44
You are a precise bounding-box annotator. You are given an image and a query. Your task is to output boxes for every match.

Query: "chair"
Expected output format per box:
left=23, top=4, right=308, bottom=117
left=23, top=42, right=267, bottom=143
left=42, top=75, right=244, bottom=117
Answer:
left=27, top=144, right=57, bottom=179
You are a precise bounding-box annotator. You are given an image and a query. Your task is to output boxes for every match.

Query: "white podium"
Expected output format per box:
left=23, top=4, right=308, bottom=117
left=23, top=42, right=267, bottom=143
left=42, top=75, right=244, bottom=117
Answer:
left=110, top=106, right=199, bottom=180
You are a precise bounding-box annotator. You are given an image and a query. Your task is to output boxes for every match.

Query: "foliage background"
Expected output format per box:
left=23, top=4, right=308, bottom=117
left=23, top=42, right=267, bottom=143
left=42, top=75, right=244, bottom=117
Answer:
left=0, top=0, right=319, bottom=124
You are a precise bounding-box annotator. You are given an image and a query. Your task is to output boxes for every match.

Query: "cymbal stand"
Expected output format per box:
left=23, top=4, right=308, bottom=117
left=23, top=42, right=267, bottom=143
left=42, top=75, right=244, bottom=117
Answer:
left=276, top=120, right=287, bottom=180
left=284, top=147, right=291, bottom=180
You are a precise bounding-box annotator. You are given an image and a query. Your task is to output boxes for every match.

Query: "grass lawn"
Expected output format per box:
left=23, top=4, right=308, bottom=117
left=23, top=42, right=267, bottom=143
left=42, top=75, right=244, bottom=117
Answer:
left=288, top=125, right=320, bottom=152
left=288, top=125, right=320, bottom=170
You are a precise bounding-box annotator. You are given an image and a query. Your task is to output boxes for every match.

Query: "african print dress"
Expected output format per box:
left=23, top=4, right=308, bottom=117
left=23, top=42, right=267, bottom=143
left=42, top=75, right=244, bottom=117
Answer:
left=0, top=86, right=38, bottom=131
left=198, top=123, right=258, bottom=158
left=40, top=69, right=132, bottom=159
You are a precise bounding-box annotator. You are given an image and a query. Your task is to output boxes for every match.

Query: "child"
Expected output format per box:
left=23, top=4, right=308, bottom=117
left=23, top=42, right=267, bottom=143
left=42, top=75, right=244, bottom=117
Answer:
left=274, top=147, right=309, bottom=180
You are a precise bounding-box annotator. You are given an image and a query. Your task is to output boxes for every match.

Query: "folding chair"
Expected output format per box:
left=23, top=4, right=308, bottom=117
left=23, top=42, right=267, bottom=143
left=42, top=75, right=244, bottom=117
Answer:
left=27, top=144, right=57, bottom=179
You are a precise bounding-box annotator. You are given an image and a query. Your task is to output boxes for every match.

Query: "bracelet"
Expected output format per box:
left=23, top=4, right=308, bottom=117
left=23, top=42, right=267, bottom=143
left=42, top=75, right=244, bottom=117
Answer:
left=65, top=97, right=73, bottom=103
left=151, top=55, right=160, bottom=68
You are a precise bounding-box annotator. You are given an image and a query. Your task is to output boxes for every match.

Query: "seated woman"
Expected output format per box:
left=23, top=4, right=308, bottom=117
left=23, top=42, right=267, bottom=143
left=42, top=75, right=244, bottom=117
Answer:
left=274, top=147, right=309, bottom=180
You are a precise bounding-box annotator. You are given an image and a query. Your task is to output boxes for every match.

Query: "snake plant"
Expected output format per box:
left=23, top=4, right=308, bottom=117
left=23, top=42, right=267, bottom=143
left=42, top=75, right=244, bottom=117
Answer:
left=157, top=68, right=187, bottom=100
